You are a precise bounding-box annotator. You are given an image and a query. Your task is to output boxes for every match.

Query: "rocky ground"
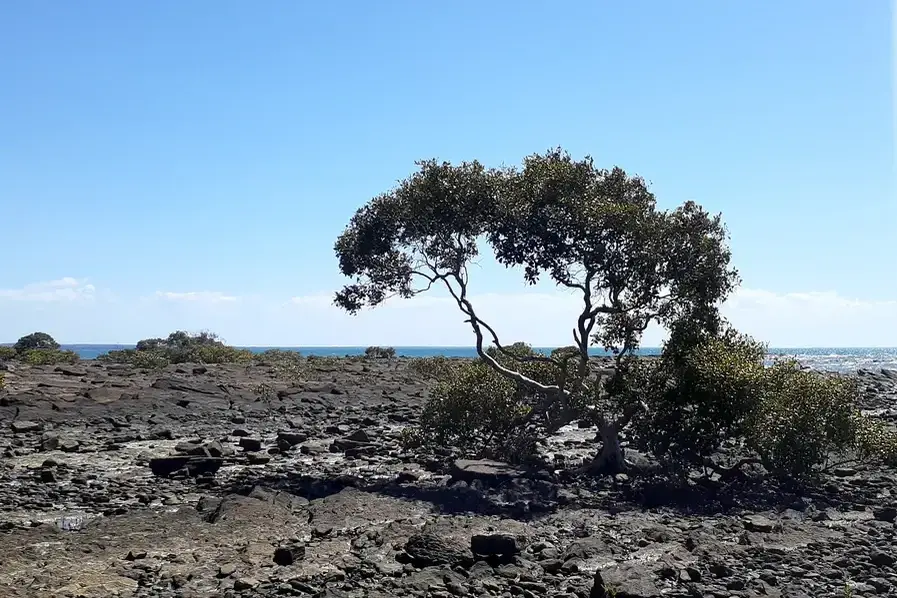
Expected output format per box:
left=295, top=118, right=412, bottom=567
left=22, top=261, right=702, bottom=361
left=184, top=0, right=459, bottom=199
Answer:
left=1, top=358, right=896, bottom=598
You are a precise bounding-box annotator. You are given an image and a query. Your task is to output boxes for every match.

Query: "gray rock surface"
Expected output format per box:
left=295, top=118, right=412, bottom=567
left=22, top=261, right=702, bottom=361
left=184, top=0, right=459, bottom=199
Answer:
left=0, top=358, right=894, bottom=597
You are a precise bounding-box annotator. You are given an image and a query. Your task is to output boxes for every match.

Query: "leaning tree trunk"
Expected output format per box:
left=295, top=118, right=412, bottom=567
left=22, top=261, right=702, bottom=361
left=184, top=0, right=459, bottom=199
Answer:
left=582, top=421, right=626, bottom=474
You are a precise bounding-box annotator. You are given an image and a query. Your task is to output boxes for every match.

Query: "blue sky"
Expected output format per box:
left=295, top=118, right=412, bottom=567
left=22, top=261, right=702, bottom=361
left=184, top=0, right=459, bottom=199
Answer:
left=1, top=1, right=894, bottom=347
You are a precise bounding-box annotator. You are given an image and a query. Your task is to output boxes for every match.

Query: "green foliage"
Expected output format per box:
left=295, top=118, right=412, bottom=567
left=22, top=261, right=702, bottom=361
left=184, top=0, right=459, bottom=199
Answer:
left=365, top=346, right=396, bottom=359
left=408, top=356, right=457, bottom=381
left=745, top=360, right=868, bottom=479
left=253, top=349, right=306, bottom=383
left=334, top=149, right=737, bottom=355
left=0, top=347, right=16, bottom=360
left=853, top=417, right=897, bottom=466
left=21, top=349, right=79, bottom=366
left=409, top=343, right=562, bottom=462
left=134, top=330, right=227, bottom=364
left=14, top=332, right=60, bottom=354
left=631, top=330, right=767, bottom=464
left=193, top=344, right=254, bottom=364
left=306, top=355, right=342, bottom=368
left=253, top=349, right=303, bottom=363
left=413, top=359, right=533, bottom=460
left=334, top=149, right=738, bottom=468
left=130, top=350, right=171, bottom=370
left=98, top=331, right=251, bottom=366
left=628, top=329, right=897, bottom=480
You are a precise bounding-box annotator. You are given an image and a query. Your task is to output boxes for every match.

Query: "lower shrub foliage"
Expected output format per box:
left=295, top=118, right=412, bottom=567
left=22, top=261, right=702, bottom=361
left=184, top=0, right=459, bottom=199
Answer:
left=407, top=332, right=897, bottom=480
left=21, top=349, right=80, bottom=366
left=98, top=331, right=254, bottom=367
left=406, top=343, right=562, bottom=463
left=365, top=346, right=396, bottom=359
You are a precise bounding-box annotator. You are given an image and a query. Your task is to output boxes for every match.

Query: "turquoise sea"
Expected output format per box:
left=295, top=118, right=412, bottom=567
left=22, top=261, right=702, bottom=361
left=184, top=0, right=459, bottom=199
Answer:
left=52, top=345, right=897, bottom=374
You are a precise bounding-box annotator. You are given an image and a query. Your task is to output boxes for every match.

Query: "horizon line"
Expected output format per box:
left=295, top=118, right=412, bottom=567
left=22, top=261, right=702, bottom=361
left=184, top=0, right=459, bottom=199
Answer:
left=24, top=343, right=897, bottom=351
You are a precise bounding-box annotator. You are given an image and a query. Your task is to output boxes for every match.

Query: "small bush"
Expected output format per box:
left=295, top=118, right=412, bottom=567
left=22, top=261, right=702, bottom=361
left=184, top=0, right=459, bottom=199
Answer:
left=365, top=346, right=396, bottom=359
left=0, top=372, right=5, bottom=389
left=98, top=331, right=252, bottom=365
left=253, top=349, right=306, bottom=383
left=0, top=347, right=16, bottom=360
left=21, top=349, right=79, bottom=366
left=98, top=349, right=169, bottom=368
left=14, top=332, right=60, bottom=354
left=131, top=350, right=171, bottom=370
left=307, top=355, right=342, bottom=368
left=253, top=349, right=303, bottom=364
left=193, top=344, right=254, bottom=364
left=408, top=356, right=457, bottom=381
left=745, top=360, right=868, bottom=479
left=409, top=343, right=560, bottom=462
left=631, top=331, right=767, bottom=465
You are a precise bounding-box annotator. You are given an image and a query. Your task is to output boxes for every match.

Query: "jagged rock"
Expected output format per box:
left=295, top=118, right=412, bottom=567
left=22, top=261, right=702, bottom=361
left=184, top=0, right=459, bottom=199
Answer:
left=403, top=533, right=471, bottom=567
left=238, top=437, right=262, bottom=452
left=148, top=456, right=223, bottom=478
left=873, top=506, right=897, bottom=523
left=471, top=534, right=520, bottom=557
left=592, top=561, right=663, bottom=598
left=11, top=421, right=41, bottom=433
left=273, top=543, right=306, bottom=566
left=41, top=432, right=59, bottom=450
left=450, top=459, right=524, bottom=484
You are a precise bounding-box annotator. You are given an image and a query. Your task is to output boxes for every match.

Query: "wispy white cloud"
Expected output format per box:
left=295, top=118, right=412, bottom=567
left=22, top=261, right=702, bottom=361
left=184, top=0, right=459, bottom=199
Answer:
left=280, top=287, right=897, bottom=348
left=722, top=288, right=897, bottom=347
left=2, top=279, right=895, bottom=347
left=153, top=291, right=240, bottom=303
left=0, top=277, right=97, bottom=302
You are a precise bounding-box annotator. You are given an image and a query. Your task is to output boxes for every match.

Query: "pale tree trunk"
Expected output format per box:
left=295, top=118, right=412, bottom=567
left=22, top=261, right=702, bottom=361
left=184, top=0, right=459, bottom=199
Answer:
left=590, top=421, right=626, bottom=473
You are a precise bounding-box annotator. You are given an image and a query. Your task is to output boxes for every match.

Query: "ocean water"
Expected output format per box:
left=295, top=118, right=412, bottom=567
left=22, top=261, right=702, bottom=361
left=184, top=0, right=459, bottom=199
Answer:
left=55, top=344, right=897, bottom=374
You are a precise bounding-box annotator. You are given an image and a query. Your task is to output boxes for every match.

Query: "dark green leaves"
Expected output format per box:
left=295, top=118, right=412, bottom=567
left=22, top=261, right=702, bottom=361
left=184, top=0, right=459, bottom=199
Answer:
left=14, top=332, right=60, bottom=354
left=334, top=159, right=498, bottom=313
left=334, top=147, right=737, bottom=368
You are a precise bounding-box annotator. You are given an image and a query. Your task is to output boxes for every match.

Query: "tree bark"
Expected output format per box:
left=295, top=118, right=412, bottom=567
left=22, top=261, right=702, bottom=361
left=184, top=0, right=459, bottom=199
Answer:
left=579, top=422, right=626, bottom=475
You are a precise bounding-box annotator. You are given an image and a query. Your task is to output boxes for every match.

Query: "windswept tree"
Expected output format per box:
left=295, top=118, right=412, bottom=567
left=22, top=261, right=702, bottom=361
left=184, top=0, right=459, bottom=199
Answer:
left=334, top=149, right=738, bottom=471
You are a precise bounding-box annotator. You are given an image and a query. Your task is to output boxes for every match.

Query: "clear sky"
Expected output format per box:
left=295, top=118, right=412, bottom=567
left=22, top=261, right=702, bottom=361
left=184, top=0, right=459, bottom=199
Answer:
left=1, top=1, right=895, bottom=347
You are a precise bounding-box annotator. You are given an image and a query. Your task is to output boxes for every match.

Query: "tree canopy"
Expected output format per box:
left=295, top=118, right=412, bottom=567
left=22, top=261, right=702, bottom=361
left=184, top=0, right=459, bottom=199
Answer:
left=14, top=332, right=60, bottom=354
left=334, top=149, right=739, bottom=471
left=335, top=149, right=737, bottom=367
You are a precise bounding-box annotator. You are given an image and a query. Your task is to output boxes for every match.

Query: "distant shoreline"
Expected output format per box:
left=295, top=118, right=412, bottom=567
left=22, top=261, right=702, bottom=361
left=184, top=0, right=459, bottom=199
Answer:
left=3, top=344, right=895, bottom=374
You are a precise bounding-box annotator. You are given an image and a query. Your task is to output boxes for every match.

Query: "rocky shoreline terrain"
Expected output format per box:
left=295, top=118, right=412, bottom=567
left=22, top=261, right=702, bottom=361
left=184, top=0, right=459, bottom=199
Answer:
left=1, top=358, right=897, bottom=598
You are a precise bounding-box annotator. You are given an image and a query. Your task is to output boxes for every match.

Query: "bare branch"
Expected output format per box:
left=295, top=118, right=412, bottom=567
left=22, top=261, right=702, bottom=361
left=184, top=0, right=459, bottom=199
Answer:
left=438, top=273, right=563, bottom=395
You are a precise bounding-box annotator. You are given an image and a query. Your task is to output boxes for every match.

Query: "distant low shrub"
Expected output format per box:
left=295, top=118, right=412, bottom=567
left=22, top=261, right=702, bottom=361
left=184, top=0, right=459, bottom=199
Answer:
left=307, top=355, right=342, bottom=367
left=253, top=349, right=303, bottom=364
left=14, top=332, right=60, bottom=354
left=252, top=349, right=306, bottom=383
left=98, top=348, right=168, bottom=369
left=365, top=346, right=396, bottom=359
left=98, top=330, right=252, bottom=366
left=193, top=344, right=254, bottom=364
left=0, top=347, right=16, bottom=360
left=408, top=356, right=457, bottom=381
left=745, top=359, right=882, bottom=479
left=21, top=349, right=79, bottom=366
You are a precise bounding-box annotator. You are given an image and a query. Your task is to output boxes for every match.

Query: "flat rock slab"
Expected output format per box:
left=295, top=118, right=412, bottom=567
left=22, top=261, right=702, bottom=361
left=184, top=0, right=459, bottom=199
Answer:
left=450, top=459, right=525, bottom=484
left=148, top=456, right=224, bottom=477
left=593, top=561, right=664, bottom=597
left=10, top=421, right=41, bottom=433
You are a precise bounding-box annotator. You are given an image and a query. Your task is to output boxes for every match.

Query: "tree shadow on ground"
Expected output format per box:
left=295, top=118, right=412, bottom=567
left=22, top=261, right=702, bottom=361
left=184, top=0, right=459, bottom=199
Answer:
left=215, top=461, right=865, bottom=522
